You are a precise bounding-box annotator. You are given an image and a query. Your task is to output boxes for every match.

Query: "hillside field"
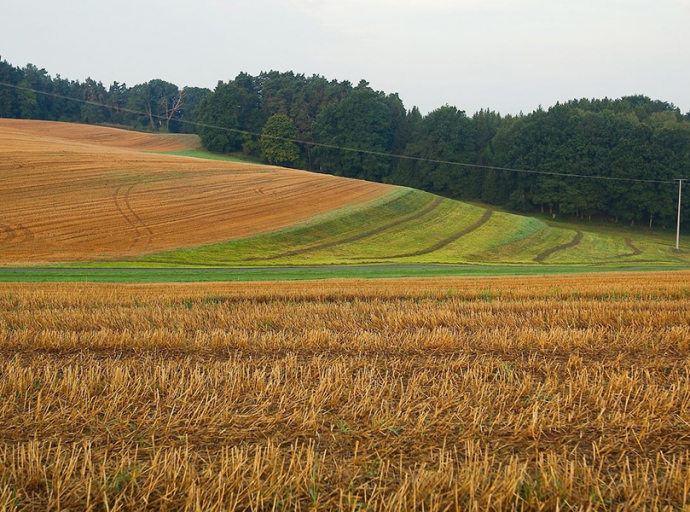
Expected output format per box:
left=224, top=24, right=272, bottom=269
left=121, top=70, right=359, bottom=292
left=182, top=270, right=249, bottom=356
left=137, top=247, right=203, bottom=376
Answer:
left=0, top=119, right=688, bottom=273
left=1, top=272, right=690, bottom=510
left=0, top=120, right=388, bottom=264
left=136, top=188, right=690, bottom=268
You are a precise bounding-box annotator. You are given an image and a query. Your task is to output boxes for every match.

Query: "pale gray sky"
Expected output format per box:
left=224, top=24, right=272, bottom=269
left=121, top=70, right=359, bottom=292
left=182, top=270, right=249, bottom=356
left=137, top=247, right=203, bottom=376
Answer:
left=1, top=0, right=688, bottom=115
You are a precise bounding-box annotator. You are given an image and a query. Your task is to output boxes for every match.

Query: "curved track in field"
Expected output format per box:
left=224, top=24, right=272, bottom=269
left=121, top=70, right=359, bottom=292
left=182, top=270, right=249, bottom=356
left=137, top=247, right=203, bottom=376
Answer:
left=254, top=196, right=445, bottom=261
left=373, top=209, right=493, bottom=260
left=0, top=223, right=17, bottom=244
left=113, top=180, right=154, bottom=251
left=534, top=231, right=584, bottom=263
left=621, top=238, right=643, bottom=257
left=0, top=223, right=33, bottom=245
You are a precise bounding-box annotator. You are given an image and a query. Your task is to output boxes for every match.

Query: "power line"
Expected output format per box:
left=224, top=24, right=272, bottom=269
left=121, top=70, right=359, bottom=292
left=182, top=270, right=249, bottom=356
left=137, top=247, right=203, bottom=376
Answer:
left=0, top=81, right=684, bottom=185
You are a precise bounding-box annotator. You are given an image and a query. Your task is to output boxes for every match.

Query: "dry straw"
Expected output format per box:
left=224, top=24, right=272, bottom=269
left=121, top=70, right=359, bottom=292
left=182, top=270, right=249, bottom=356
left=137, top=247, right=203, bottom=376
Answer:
left=1, top=272, right=689, bottom=510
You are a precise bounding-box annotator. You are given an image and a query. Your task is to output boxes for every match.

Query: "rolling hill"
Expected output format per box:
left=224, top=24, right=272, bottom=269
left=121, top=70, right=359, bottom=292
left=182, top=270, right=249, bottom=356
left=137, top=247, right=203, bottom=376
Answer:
left=0, top=120, right=388, bottom=264
left=1, top=119, right=688, bottom=268
left=141, top=188, right=690, bottom=267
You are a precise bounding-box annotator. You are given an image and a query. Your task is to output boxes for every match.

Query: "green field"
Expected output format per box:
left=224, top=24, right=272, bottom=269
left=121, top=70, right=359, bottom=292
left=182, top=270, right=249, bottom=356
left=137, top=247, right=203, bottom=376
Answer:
left=156, top=148, right=262, bottom=164
left=68, top=186, right=687, bottom=270
left=2, top=265, right=686, bottom=283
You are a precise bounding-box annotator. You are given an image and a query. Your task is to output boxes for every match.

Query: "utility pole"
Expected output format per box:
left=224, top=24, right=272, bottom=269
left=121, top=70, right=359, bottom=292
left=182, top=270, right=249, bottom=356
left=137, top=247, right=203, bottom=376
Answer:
left=677, top=179, right=685, bottom=251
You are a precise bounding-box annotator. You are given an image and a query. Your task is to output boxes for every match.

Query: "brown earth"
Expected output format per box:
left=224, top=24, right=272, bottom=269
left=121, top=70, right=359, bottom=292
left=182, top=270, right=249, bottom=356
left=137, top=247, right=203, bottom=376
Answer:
left=0, top=118, right=202, bottom=152
left=0, top=120, right=391, bottom=264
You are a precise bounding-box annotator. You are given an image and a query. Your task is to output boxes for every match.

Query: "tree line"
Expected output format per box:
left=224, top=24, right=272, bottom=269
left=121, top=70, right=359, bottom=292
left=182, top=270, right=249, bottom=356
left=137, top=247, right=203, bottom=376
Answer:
left=2, top=57, right=689, bottom=229
left=0, top=58, right=210, bottom=134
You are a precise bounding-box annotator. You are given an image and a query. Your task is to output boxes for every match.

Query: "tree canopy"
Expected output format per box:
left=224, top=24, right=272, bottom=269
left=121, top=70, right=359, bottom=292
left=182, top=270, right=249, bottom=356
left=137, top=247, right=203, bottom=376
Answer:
left=261, top=114, right=299, bottom=167
left=0, top=57, right=210, bottom=133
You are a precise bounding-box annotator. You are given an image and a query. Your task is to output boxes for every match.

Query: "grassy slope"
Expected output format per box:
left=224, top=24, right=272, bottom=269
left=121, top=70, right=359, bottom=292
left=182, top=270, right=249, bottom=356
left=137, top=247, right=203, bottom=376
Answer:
left=156, top=149, right=263, bottom=164
left=69, top=186, right=690, bottom=269
left=138, top=150, right=688, bottom=268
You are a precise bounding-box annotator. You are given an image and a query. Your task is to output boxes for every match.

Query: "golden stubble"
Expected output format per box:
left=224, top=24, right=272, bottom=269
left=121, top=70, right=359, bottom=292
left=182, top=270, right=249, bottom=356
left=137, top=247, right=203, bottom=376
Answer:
left=1, top=272, right=690, bottom=510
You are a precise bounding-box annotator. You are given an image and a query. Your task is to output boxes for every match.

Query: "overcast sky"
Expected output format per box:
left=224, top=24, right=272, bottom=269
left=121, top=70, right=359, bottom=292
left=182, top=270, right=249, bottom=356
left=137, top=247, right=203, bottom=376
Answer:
left=1, top=0, right=688, bottom=115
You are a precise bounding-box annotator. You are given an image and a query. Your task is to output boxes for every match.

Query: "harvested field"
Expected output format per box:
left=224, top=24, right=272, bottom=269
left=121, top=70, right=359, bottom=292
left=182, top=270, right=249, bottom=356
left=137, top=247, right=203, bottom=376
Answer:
left=0, top=120, right=389, bottom=263
left=0, top=119, right=201, bottom=152
left=1, top=272, right=690, bottom=510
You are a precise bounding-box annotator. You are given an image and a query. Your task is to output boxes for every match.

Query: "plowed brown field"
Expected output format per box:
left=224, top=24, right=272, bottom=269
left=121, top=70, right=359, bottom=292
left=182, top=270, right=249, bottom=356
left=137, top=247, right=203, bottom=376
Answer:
left=1, top=119, right=201, bottom=152
left=0, top=120, right=390, bottom=264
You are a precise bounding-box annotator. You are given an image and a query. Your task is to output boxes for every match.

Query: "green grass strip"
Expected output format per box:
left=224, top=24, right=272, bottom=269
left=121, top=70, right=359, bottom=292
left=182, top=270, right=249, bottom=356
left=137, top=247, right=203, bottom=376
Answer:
left=0, top=265, right=686, bottom=283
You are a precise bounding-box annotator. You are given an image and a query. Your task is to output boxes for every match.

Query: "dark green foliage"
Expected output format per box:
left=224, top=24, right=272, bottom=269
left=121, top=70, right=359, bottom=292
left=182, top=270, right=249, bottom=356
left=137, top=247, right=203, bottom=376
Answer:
left=261, top=114, right=299, bottom=166
left=79, top=78, right=108, bottom=124
left=195, top=82, right=244, bottom=152
left=196, top=71, right=354, bottom=166
left=0, top=57, right=22, bottom=118
left=195, top=76, right=265, bottom=153
left=490, top=98, right=690, bottom=226
left=0, top=58, right=209, bottom=134
left=126, top=79, right=183, bottom=132
left=389, top=105, right=477, bottom=198
left=177, top=86, right=211, bottom=134
left=17, top=79, right=39, bottom=119
left=313, top=82, right=402, bottom=182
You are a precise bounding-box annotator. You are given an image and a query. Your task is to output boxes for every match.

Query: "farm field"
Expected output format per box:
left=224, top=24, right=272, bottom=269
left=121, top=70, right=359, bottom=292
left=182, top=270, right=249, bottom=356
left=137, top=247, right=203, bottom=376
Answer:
left=1, top=119, right=688, bottom=271
left=0, top=119, right=203, bottom=152
left=1, top=272, right=689, bottom=510
left=137, top=187, right=690, bottom=268
left=0, top=119, right=388, bottom=264
left=0, top=264, right=687, bottom=283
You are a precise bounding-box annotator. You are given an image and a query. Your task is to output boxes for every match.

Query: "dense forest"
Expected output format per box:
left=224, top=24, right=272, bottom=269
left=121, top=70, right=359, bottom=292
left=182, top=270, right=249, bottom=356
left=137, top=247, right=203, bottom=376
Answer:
left=2, top=57, right=689, bottom=229
left=0, top=59, right=210, bottom=134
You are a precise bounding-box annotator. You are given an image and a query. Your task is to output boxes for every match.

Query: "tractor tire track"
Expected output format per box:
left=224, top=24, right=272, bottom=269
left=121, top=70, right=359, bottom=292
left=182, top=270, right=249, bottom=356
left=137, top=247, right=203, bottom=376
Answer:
left=252, top=196, right=444, bottom=262
left=113, top=183, right=140, bottom=248
left=15, top=223, right=34, bottom=243
left=0, top=223, right=18, bottom=244
left=0, top=223, right=33, bottom=246
left=534, top=231, right=583, bottom=263
left=621, top=238, right=642, bottom=257
left=113, top=181, right=153, bottom=251
left=376, top=209, right=494, bottom=260
left=123, top=181, right=153, bottom=247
